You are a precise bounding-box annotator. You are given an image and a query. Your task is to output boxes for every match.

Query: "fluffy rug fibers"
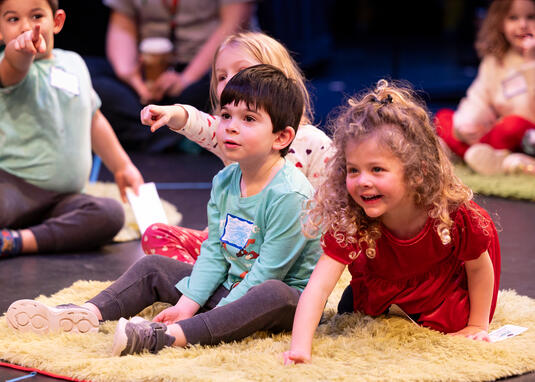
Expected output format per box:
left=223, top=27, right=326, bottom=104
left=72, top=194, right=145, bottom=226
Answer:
left=454, top=164, right=535, bottom=201
left=1, top=272, right=535, bottom=382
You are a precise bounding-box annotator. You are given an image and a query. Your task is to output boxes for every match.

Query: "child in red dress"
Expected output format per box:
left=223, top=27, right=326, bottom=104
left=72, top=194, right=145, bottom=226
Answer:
left=284, top=80, right=501, bottom=364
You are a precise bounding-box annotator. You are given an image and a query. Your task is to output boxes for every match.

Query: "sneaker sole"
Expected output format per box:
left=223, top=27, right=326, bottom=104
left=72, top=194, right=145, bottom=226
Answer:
left=111, top=317, right=129, bottom=356
left=6, top=299, right=99, bottom=334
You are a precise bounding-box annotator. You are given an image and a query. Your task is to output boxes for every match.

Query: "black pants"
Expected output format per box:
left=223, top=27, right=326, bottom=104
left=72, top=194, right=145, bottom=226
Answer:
left=0, top=169, right=124, bottom=252
left=89, top=255, right=301, bottom=345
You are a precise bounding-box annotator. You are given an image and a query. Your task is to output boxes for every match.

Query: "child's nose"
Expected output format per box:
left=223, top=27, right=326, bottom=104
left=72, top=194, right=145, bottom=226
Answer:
left=357, top=173, right=372, bottom=187
left=225, top=118, right=239, bottom=133
left=19, top=19, right=32, bottom=33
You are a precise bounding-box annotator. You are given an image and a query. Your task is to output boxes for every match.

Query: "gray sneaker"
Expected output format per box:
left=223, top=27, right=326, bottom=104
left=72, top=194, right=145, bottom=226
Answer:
left=6, top=299, right=99, bottom=334
left=111, top=316, right=175, bottom=356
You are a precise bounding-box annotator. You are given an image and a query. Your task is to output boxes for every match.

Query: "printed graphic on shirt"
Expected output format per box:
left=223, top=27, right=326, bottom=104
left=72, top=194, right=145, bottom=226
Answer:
left=220, top=214, right=254, bottom=249
left=502, top=72, right=527, bottom=99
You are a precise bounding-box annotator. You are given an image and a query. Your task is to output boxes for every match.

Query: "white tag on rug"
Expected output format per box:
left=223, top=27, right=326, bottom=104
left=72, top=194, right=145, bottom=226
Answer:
left=488, top=324, right=528, bottom=342
left=126, top=182, right=168, bottom=234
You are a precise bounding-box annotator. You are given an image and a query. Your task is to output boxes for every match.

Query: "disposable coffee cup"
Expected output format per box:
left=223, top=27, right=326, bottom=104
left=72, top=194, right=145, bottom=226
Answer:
left=139, top=37, right=173, bottom=83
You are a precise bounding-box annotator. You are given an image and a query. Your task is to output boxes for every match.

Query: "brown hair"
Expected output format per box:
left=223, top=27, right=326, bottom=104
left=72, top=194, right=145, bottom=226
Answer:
left=475, top=0, right=535, bottom=60
left=210, top=31, right=313, bottom=125
left=0, top=0, right=59, bottom=13
left=304, top=80, right=480, bottom=257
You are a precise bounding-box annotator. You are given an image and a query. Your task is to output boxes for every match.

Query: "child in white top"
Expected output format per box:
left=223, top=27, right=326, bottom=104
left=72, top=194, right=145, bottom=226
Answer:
left=284, top=80, right=500, bottom=364
left=435, top=0, right=535, bottom=175
left=139, top=32, right=333, bottom=263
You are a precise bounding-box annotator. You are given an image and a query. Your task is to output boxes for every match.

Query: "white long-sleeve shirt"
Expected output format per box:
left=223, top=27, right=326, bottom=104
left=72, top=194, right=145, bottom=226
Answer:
left=454, top=49, right=535, bottom=136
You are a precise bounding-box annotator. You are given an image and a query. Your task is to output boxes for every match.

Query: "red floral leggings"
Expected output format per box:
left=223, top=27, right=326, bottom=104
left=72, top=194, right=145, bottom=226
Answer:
left=141, top=223, right=208, bottom=264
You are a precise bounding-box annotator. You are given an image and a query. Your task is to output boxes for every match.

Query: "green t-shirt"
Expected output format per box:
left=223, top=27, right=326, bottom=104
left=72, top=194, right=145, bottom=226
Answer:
left=0, top=49, right=101, bottom=193
left=176, top=161, right=322, bottom=307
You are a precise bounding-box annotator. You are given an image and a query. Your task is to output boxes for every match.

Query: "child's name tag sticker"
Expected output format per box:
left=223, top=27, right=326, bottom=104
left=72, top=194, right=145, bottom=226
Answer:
left=502, top=72, right=527, bottom=99
left=488, top=324, right=528, bottom=342
left=220, top=214, right=254, bottom=249
left=50, top=67, right=80, bottom=95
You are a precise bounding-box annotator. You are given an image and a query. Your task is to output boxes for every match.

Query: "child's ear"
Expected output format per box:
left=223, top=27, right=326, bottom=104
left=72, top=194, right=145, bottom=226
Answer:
left=273, top=126, right=296, bottom=152
left=53, top=10, right=66, bottom=34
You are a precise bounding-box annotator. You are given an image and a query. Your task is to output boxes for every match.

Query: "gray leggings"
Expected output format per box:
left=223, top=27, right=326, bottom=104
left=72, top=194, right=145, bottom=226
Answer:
left=88, top=255, right=301, bottom=345
left=0, top=169, right=124, bottom=252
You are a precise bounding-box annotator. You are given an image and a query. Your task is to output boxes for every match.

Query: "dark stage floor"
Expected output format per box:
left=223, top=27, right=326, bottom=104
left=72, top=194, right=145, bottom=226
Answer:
left=1, top=151, right=535, bottom=381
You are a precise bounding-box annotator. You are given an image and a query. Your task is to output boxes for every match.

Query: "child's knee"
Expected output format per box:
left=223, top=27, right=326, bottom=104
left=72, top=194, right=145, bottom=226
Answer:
left=96, top=197, right=125, bottom=234
left=251, top=280, right=299, bottom=309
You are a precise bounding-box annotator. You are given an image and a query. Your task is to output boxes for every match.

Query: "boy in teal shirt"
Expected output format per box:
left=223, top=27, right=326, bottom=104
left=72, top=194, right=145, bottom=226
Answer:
left=0, top=0, right=143, bottom=257
left=7, top=64, right=322, bottom=357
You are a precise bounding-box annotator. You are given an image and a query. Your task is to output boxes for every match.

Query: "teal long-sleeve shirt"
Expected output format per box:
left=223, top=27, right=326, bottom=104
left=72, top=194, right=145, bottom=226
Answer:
left=176, top=161, right=322, bottom=307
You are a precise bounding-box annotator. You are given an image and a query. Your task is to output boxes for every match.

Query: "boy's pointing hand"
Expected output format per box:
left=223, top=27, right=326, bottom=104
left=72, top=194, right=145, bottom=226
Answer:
left=13, top=25, right=46, bottom=55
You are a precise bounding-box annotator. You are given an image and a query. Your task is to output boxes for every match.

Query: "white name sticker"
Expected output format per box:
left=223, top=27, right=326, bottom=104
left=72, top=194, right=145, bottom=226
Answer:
left=502, top=72, right=527, bottom=99
left=488, top=324, right=528, bottom=342
left=50, top=67, right=80, bottom=95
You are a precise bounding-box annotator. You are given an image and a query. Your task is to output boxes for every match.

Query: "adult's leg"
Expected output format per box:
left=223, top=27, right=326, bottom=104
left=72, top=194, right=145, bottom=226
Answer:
left=142, top=223, right=208, bottom=264
left=30, top=193, right=124, bottom=253
left=178, top=279, right=301, bottom=345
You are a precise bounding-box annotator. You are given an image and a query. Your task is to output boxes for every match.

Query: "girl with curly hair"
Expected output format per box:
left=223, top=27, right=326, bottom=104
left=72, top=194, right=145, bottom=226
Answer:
left=435, top=0, right=535, bottom=175
left=284, top=80, right=501, bottom=364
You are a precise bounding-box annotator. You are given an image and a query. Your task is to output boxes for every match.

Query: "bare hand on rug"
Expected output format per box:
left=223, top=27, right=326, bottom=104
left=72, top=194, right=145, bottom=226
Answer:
left=450, top=324, right=491, bottom=342
left=282, top=350, right=310, bottom=365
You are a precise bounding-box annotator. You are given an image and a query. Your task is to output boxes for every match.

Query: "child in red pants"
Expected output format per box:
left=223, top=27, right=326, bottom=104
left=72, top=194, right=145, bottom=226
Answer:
left=435, top=0, right=535, bottom=176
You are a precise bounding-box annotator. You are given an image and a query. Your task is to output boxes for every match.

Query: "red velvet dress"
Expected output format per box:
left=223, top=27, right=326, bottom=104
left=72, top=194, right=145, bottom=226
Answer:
left=323, top=202, right=501, bottom=333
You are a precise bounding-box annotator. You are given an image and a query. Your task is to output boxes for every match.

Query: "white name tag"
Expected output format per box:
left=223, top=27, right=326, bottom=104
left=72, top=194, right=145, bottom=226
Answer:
left=50, top=67, right=80, bottom=95
left=502, top=72, right=527, bottom=99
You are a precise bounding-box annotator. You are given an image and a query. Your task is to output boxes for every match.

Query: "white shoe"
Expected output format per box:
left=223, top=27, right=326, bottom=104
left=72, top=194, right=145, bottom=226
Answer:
left=502, top=153, right=535, bottom=175
left=6, top=299, right=99, bottom=334
left=463, top=143, right=510, bottom=175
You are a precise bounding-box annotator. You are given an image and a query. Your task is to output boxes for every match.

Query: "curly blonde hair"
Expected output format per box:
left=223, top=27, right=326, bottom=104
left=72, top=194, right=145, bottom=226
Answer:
left=304, top=80, right=475, bottom=257
left=475, top=0, right=535, bottom=60
left=209, top=31, right=313, bottom=125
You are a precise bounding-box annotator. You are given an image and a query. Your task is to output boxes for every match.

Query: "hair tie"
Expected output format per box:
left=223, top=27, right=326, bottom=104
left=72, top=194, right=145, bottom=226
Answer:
left=372, top=94, right=393, bottom=106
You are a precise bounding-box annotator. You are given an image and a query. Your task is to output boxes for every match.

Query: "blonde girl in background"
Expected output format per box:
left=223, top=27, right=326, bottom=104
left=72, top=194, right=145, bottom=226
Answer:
left=139, top=31, right=333, bottom=264
left=435, top=0, right=535, bottom=175
left=284, top=80, right=501, bottom=364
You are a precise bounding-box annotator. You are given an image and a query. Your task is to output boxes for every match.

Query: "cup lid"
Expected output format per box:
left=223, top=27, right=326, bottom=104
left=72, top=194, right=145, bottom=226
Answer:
left=139, top=37, right=173, bottom=54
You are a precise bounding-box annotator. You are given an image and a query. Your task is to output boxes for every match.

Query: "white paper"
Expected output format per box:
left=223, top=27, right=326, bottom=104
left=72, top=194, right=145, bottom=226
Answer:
left=126, top=182, right=168, bottom=234
left=488, top=324, right=528, bottom=342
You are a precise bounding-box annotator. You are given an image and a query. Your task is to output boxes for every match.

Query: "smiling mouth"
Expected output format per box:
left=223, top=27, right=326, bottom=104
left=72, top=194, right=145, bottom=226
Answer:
left=361, top=194, right=382, bottom=201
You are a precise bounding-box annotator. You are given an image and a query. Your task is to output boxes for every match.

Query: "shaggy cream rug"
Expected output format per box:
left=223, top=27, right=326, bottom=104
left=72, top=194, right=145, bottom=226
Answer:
left=84, top=182, right=182, bottom=242
left=1, top=271, right=534, bottom=382
left=454, top=164, right=535, bottom=201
